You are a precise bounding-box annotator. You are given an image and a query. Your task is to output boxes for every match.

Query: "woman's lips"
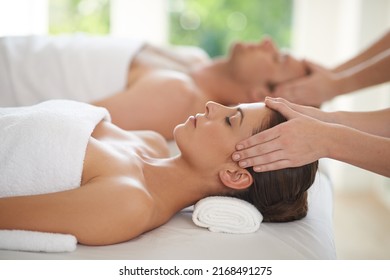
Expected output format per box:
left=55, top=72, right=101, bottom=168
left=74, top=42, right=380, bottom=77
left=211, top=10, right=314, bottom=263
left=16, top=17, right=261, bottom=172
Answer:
left=189, top=115, right=196, bottom=127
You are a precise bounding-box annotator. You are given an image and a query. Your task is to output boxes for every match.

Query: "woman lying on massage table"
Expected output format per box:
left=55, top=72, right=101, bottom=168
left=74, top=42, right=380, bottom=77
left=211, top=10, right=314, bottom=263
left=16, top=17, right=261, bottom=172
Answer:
left=0, top=101, right=318, bottom=246
left=95, top=38, right=308, bottom=139
left=0, top=35, right=308, bottom=140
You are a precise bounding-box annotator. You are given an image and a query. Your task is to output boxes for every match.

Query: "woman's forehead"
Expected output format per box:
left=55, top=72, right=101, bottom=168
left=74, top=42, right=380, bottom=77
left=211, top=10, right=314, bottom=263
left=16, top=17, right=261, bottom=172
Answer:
left=240, top=102, right=265, bottom=110
left=237, top=102, right=269, bottom=123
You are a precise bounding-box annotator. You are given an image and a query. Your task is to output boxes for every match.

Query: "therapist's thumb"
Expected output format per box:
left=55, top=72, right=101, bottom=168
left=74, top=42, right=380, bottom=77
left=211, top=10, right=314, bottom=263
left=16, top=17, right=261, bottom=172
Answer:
left=264, top=97, right=300, bottom=120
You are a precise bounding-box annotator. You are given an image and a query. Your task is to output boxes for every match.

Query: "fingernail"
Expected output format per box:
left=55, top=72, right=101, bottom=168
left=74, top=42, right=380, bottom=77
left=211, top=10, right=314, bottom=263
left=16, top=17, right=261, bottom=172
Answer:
left=236, top=144, right=244, bottom=150
left=254, top=166, right=262, bottom=172
left=232, top=154, right=241, bottom=161
left=239, top=161, right=248, bottom=168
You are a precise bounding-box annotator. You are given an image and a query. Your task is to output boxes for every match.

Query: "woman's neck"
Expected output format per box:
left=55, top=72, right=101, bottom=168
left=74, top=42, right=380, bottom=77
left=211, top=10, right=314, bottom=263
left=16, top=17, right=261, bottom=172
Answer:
left=140, top=155, right=221, bottom=220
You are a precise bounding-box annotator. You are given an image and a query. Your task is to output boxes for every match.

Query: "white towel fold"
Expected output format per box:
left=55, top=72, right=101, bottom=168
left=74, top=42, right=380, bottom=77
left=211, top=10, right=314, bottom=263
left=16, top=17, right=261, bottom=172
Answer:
left=192, top=196, right=263, bottom=234
left=0, top=100, right=110, bottom=252
left=0, top=35, right=145, bottom=107
left=0, top=100, right=110, bottom=197
left=0, top=230, right=77, bottom=253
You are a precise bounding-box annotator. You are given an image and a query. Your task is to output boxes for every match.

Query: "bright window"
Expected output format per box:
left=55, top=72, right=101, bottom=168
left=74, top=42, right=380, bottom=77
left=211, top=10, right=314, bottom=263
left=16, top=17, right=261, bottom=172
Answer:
left=47, top=0, right=293, bottom=57
left=168, top=0, right=293, bottom=57
left=49, top=0, right=110, bottom=35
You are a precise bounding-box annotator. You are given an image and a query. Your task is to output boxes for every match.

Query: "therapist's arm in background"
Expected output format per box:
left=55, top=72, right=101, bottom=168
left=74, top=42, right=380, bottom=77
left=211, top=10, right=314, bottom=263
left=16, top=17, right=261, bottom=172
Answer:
left=272, top=30, right=390, bottom=106
left=232, top=97, right=390, bottom=177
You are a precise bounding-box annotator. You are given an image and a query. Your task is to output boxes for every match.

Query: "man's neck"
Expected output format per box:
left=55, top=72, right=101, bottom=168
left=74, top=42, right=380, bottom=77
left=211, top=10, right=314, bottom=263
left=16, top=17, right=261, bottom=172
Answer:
left=189, top=59, right=248, bottom=105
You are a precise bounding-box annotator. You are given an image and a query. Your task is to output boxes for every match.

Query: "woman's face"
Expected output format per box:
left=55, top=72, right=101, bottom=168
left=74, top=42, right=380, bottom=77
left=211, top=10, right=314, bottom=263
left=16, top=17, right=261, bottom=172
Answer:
left=228, top=38, right=306, bottom=87
left=174, top=101, right=270, bottom=170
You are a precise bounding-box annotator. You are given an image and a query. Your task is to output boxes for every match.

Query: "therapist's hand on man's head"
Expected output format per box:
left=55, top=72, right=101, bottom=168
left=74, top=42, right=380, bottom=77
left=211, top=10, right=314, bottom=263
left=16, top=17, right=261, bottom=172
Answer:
left=232, top=97, right=328, bottom=172
left=272, top=60, right=339, bottom=107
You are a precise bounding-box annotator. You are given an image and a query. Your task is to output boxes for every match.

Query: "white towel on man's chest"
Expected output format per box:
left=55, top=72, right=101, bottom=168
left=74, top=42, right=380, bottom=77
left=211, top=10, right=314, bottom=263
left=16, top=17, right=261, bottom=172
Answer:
left=0, top=35, right=144, bottom=107
left=0, top=100, right=110, bottom=197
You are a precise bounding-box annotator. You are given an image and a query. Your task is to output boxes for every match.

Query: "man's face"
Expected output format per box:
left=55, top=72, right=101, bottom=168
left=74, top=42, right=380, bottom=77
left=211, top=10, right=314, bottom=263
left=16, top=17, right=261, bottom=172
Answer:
left=227, top=38, right=307, bottom=89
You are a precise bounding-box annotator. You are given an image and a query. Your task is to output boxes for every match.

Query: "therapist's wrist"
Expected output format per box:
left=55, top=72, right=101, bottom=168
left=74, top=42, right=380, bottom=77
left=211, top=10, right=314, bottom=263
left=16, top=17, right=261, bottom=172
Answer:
left=321, top=122, right=342, bottom=159
left=332, top=69, right=360, bottom=96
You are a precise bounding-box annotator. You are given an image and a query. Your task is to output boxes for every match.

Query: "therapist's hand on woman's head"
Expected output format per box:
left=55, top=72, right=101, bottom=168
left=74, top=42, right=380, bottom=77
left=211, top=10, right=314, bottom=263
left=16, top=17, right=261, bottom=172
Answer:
left=232, top=97, right=329, bottom=172
left=272, top=60, right=339, bottom=107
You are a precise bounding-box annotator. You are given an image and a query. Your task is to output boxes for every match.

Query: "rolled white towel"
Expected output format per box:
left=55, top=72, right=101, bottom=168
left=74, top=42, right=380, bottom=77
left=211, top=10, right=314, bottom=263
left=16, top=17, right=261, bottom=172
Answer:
left=0, top=230, right=77, bottom=253
left=192, top=196, right=263, bottom=234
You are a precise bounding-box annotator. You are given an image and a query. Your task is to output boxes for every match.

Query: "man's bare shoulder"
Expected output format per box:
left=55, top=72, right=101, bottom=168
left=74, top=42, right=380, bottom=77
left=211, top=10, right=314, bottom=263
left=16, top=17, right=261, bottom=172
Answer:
left=126, top=69, right=203, bottom=114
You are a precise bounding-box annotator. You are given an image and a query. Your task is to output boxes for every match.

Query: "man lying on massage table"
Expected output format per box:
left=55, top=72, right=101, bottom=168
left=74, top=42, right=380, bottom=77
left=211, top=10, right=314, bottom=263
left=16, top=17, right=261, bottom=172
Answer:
left=0, top=36, right=308, bottom=139
left=0, top=100, right=317, bottom=246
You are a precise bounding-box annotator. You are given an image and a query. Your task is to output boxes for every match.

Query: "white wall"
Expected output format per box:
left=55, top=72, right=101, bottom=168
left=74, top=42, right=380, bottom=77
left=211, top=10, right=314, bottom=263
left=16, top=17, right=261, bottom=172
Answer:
left=0, top=0, right=48, bottom=36
left=0, top=0, right=168, bottom=44
left=110, top=0, right=168, bottom=44
left=292, top=0, right=390, bottom=198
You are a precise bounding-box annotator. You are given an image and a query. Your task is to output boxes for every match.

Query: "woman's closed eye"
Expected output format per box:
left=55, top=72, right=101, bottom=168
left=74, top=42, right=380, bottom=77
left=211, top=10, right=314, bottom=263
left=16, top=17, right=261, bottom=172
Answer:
left=225, top=116, right=232, bottom=126
left=225, top=108, right=244, bottom=127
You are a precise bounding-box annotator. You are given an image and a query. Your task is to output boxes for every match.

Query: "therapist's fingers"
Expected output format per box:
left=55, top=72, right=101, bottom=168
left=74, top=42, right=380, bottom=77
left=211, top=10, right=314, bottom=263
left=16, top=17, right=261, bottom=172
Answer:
left=234, top=98, right=298, bottom=156
left=233, top=98, right=305, bottom=164
left=233, top=136, right=282, bottom=165
left=252, top=159, right=292, bottom=172
left=272, top=77, right=308, bottom=103
left=267, top=97, right=326, bottom=122
left=235, top=124, right=280, bottom=151
left=264, top=97, right=301, bottom=120
left=236, top=148, right=286, bottom=169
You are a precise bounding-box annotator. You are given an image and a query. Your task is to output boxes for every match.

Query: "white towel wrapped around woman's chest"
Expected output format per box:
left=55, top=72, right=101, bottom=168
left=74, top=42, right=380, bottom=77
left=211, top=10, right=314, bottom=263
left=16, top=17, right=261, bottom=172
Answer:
left=0, top=100, right=110, bottom=198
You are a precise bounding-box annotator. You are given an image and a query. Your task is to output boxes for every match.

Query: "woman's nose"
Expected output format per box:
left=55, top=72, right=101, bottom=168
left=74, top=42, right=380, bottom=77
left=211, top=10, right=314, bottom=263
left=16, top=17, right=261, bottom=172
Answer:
left=205, top=101, right=229, bottom=118
left=205, top=101, right=219, bottom=116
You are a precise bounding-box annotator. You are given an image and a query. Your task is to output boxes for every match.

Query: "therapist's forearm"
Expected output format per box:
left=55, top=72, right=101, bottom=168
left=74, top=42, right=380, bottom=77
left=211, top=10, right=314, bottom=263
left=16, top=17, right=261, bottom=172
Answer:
left=334, top=31, right=390, bottom=72
left=326, top=124, right=390, bottom=177
left=333, top=48, right=390, bottom=95
left=330, top=108, right=390, bottom=138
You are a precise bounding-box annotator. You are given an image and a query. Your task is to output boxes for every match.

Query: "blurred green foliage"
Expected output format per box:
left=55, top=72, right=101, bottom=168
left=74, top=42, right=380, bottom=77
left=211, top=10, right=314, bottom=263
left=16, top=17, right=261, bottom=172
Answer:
left=49, top=0, right=292, bottom=57
left=169, top=0, right=293, bottom=57
left=49, top=0, right=110, bottom=35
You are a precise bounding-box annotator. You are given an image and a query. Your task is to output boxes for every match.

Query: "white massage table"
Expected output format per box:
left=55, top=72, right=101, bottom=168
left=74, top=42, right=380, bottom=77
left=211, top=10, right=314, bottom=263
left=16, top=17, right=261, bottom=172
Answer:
left=0, top=36, right=336, bottom=260
left=0, top=158, right=335, bottom=260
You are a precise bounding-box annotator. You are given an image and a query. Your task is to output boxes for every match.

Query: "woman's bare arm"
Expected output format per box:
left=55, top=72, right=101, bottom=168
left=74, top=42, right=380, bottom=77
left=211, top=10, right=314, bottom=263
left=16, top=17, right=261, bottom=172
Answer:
left=0, top=180, right=152, bottom=246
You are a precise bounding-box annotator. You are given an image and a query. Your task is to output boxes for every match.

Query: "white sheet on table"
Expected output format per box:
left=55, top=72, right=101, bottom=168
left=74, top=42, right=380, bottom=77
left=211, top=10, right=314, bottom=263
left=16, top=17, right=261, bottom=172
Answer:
left=0, top=162, right=335, bottom=260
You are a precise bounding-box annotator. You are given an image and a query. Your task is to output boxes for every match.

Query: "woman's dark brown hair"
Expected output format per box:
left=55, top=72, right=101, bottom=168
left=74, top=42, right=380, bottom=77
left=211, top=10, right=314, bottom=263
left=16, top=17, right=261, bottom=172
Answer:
left=232, top=109, right=318, bottom=222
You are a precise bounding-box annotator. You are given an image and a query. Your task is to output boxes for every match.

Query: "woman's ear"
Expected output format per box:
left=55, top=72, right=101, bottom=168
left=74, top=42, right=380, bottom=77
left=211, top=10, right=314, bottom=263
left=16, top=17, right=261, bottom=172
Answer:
left=219, top=168, right=253, bottom=190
